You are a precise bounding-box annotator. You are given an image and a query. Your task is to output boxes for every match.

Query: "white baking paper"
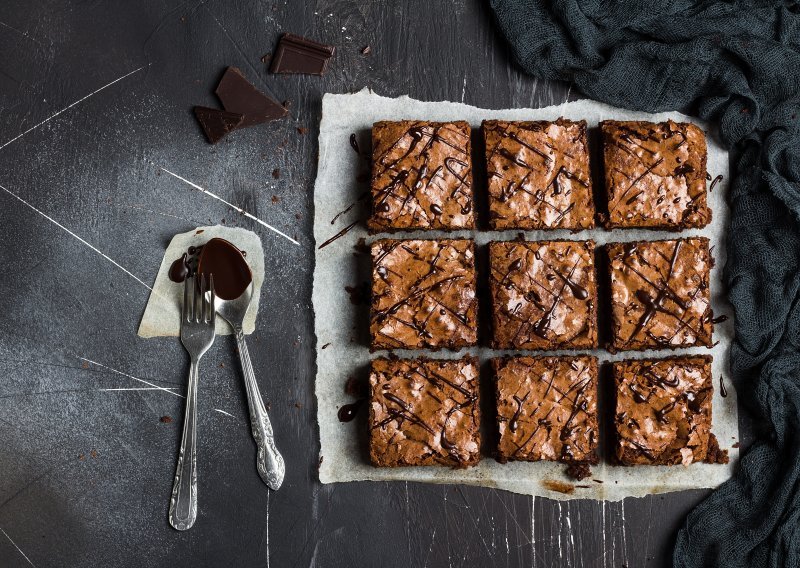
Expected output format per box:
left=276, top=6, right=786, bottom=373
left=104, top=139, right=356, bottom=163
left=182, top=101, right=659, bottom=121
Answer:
left=138, top=225, right=264, bottom=337
left=313, top=89, right=738, bottom=501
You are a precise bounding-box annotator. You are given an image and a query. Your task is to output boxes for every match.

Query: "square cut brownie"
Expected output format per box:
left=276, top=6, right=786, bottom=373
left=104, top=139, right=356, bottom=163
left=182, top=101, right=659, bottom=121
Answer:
left=371, top=239, right=478, bottom=350
left=613, top=356, right=725, bottom=465
left=607, top=237, right=713, bottom=351
left=369, top=356, right=481, bottom=467
left=493, top=355, right=598, bottom=465
left=483, top=119, right=594, bottom=230
left=601, top=120, right=711, bottom=229
left=488, top=240, right=597, bottom=350
left=369, top=121, right=474, bottom=232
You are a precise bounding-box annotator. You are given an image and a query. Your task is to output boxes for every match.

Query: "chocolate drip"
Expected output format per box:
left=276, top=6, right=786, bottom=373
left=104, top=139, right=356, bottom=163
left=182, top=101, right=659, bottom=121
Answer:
left=338, top=399, right=365, bottom=422
left=709, top=174, right=723, bottom=191
left=349, top=132, right=360, bottom=155
left=509, top=392, right=530, bottom=433
left=318, top=220, right=359, bottom=249
left=169, top=253, right=190, bottom=283
left=720, top=377, right=728, bottom=398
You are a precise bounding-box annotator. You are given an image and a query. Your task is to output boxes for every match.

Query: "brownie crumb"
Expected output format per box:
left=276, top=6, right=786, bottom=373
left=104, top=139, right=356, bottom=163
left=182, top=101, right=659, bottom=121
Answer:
left=565, top=463, right=592, bottom=481
left=294, top=402, right=303, bottom=409
left=732, top=442, right=740, bottom=448
left=78, top=454, right=86, bottom=461
left=353, top=237, right=369, bottom=255
left=260, top=53, right=271, bottom=64
left=90, top=449, right=98, bottom=459
left=297, top=126, right=308, bottom=135
left=272, top=168, right=281, bottom=179
left=160, top=415, right=173, bottom=424
left=282, top=100, right=292, bottom=109
left=704, top=434, right=730, bottom=464
left=361, top=45, right=371, bottom=55
left=541, top=479, right=575, bottom=495
left=321, top=342, right=331, bottom=350
left=272, top=195, right=280, bottom=204
left=345, top=375, right=367, bottom=398
left=345, top=282, right=369, bottom=305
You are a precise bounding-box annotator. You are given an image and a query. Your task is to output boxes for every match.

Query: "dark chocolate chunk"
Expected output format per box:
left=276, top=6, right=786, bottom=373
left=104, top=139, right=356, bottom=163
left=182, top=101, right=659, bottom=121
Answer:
left=270, top=33, right=335, bottom=75
left=193, top=106, right=243, bottom=144
left=215, top=67, right=288, bottom=128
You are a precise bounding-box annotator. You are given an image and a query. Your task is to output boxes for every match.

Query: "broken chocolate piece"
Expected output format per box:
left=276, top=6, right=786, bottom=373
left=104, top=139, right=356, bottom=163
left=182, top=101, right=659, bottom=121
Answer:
left=193, top=106, right=243, bottom=144
left=215, top=67, right=288, bottom=128
left=270, top=33, right=335, bottom=75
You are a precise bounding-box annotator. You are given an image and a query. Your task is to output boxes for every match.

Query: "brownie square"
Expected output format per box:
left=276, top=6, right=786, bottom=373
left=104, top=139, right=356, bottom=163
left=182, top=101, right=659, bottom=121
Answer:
left=601, top=120, right=711, bottom=229
left=370, top=239, right=478, bottom=350
left=369, top=121, right=474, bottom=232
left=607, top=237, right=713, bottom=351
left=483, top=119, right=594, bottom=230
left=488, top=240, right=597, bottom=350
left=493, top=355, right=599, bottom=464
left=369, top=356, right=481, bottom=467
left=613, top=356, right=718, bottom=465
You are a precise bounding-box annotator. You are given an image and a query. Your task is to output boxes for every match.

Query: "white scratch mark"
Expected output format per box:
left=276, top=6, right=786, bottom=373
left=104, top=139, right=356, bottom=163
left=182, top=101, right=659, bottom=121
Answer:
left=422, top=527, right=437, bottom=568
left=0, top=527, right=36, bottom=567
left=620, top=499, right=629, bottom=566
left=531, top=496, right=536, bottom=567
left=0, top=184, right=152, bottom=290
left=0, top=65, right=148, bottom=151
left=601, top=500, right=607, bottom=567
left=101, top=387, right=179, bottom=392
left=461, top=76, right=467, bottom=103
left=265, top=490, right=270, bottom=568
left=213, top=408, right=235, bottom=418
left=81, top=357, right=183, bottom=398
left=158, top=167, right=300, bottom=246
left=556, top=501, right=564, bottom=560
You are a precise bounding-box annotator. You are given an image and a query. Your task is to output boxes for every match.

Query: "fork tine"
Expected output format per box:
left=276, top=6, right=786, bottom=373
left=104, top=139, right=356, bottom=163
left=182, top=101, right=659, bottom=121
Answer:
left=197, top=273, right=206, bottom=323
left=183, top=276, right=193, bottom=322
left=208, top=273, right=216, bottom=326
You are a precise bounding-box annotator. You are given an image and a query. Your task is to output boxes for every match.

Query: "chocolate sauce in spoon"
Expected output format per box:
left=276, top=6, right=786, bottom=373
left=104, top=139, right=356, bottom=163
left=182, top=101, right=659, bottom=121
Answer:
left=197, top=238, right=252, bottom=300
left=168, top=238, right=252, bottom=300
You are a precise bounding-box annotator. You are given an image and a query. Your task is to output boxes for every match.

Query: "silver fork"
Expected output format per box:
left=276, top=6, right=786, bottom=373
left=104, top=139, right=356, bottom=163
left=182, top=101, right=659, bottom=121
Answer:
left=169, top=274, right=216, bottom=531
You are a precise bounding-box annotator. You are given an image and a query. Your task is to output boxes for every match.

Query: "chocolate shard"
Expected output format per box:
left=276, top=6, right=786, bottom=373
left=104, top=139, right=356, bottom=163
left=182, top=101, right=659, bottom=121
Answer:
left=270, top=33, right=335, bottom=75
left=193, top=106, right=243, bottom=144
left=215, top=66, right=288, bottom=128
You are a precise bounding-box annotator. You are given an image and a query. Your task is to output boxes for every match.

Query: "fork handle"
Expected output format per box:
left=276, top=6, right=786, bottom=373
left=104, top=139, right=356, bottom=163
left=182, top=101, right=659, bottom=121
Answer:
left=169, top=358, right=200, bottom=530
left=233, top=326, right=285, bottom=490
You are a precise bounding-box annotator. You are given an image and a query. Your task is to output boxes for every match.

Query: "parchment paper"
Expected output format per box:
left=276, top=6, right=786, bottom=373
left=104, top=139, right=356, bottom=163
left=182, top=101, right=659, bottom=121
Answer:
left=313, top=89, right=738, bottom=501
left=138, top=225, right=264, bottom=337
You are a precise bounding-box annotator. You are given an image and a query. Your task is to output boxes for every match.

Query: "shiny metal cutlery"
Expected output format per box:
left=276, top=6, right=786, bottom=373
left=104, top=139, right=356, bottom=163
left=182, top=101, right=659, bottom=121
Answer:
left=169, top=274, right=216, bottom=531
left=215, top=281, right=285, bottom=490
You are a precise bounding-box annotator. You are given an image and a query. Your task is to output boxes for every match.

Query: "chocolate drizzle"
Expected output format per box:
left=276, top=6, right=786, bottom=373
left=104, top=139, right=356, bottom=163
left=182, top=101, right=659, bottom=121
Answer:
left=484, top=119, right=594, bottom=230
left=609, top=237, right=713, bottom=350
left=602, top=120, right=711, bottom=229
left=369, top=357, right=480, bottom=467
left=490, top=240, right=597, bottom=350
left=369, top=121, right=473, bottom=231
left=495, top=356, right=598, bottom=466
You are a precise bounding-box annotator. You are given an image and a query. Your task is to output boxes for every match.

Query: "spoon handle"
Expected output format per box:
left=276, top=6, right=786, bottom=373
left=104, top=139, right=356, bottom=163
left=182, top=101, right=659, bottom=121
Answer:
left=233, top=326, right=285, bottom=490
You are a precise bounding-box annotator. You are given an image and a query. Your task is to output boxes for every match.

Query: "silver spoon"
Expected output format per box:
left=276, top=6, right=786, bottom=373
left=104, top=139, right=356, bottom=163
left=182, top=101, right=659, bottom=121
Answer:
left=215, top=282, right=285, bottom=490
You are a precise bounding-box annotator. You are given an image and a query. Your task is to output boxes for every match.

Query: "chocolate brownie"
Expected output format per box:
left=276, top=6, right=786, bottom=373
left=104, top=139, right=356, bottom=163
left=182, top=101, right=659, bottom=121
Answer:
left=369, top=356, right=480, bottom=467
left=493, top=355, right=598, bottom=466
left=483, top=119, right=594, bottom=230
left=607, top=237, right=713, bottom=351
left=613, top=356, right=724, bottom=465
left=488, top=240, right=597, bottom=350
left=369, top=121, right=473, bottom=232
left=370, top=239, right=478, bottom=350
left=601, top=120, right=711, bottom=229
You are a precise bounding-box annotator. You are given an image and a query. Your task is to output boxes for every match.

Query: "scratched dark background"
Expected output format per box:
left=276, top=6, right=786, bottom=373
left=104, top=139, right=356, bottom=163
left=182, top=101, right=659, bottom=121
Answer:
left=0, top=1, right=747, bottom=567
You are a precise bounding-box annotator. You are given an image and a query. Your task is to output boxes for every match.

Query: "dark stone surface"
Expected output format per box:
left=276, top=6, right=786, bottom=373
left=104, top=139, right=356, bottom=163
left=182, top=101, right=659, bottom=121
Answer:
left=0, top=1, right=740, bottom=566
